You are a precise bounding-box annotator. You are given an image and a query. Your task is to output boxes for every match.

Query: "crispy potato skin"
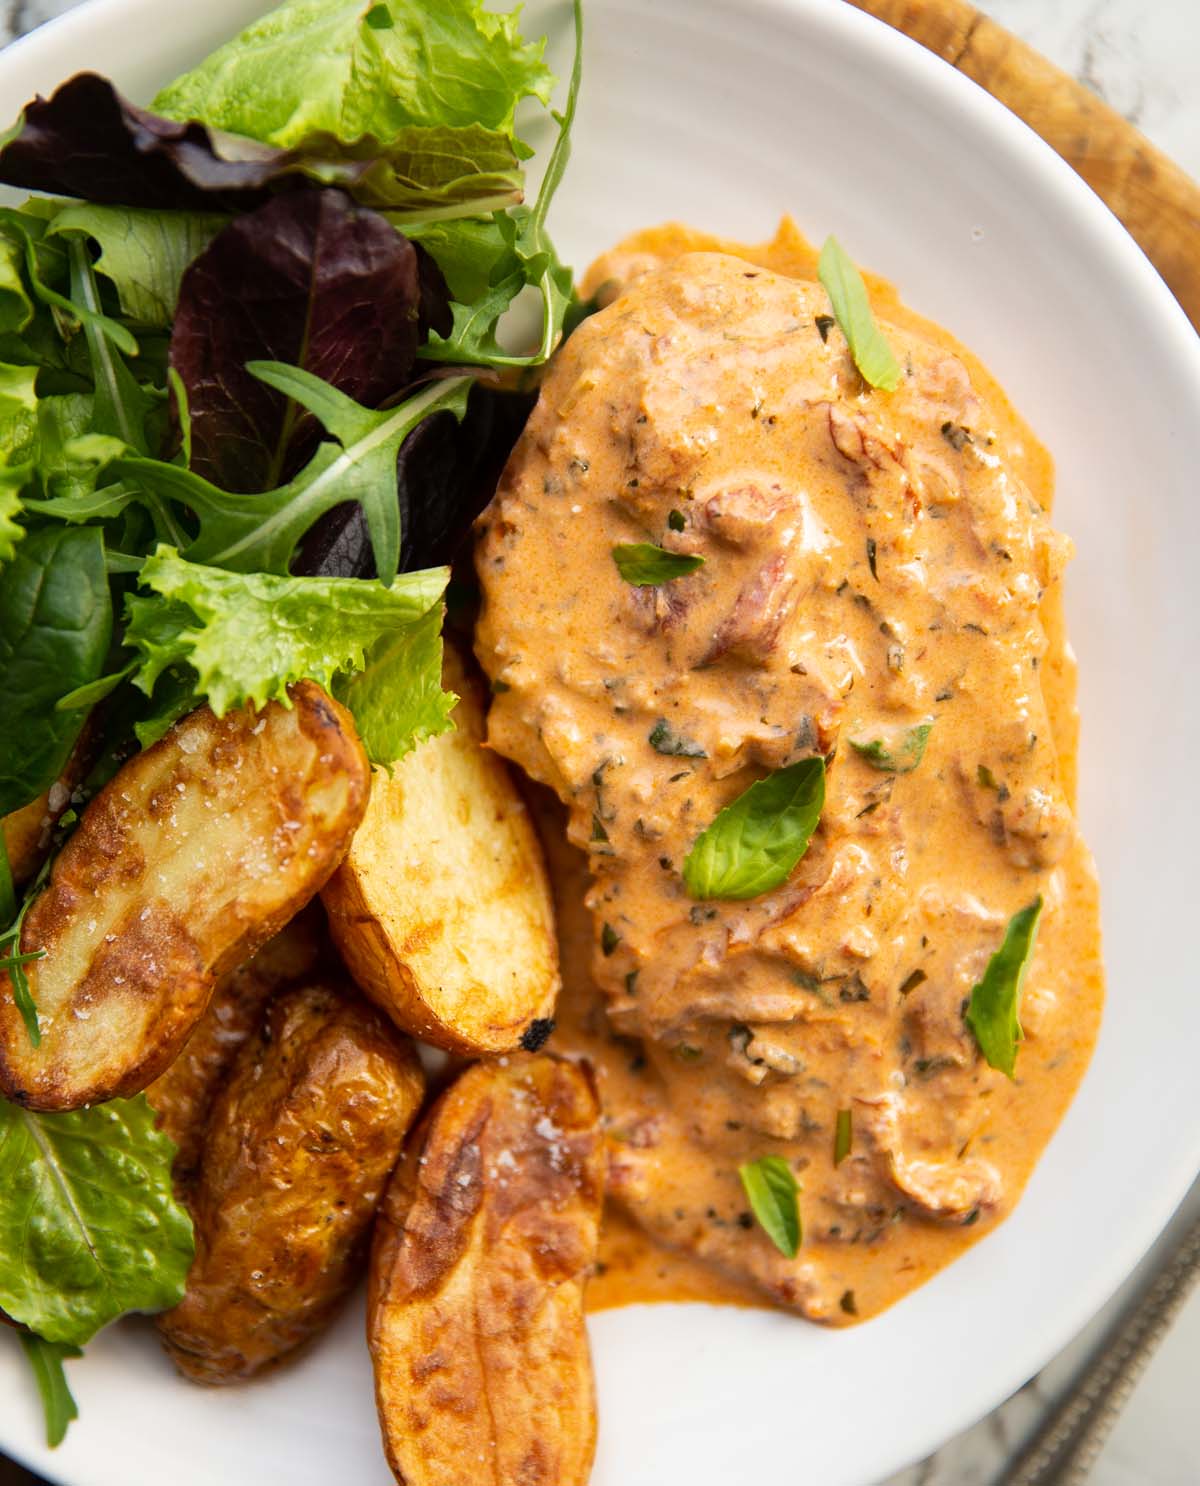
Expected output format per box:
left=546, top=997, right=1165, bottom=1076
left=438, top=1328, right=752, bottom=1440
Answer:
left=369, top=1054, right=604, bottom=1486
left=323, top=647, right=560, bottom=1055
left=0, top=683, right=368, bottom=1111
left=145, top=907, right=327, bottom=1186
left=158, top=982, right=424, bottom=1384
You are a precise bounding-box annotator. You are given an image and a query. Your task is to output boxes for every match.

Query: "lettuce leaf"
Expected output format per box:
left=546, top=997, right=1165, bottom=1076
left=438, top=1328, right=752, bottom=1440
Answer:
left=149, top=0, right=555, bottom=220
left=49, top=204, right=225, bottom=327
left=152, top=0, right=553, bottom=155
left=125, top=544, right=450, bottom=724
left=0, top=1095, right=194, bottom=1346
left=333, top=600, right=454, bottom=765
left=167, top=191, right=449, bottom=493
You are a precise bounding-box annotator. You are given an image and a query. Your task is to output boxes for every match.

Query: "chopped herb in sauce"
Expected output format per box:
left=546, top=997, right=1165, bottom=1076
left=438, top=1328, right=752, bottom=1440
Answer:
left=817, top=236, right=902, bottom=392
left=849, top=722, right=933, bottom=774
left=611, top=542, right=704, bottom=585
left=624, top=970, right=639, bottom=996
left=898, top=968, right=928, bottom=997
left=682, top=757, right=825, bottom=901
left=648, top=718, right=706, bottom=758
left=834, top=1108, right=852, bottom=1166
left=815, top=313, right=835, bottom=343
left=674, top=1042, right=703, bottom=1062
left=590, top=814, right=609, bottom=843
left=600, top=922, right=619, bottom=956
left=866, top=537, right=878, bottom=580
left=668, top=509, right=686, bottom=532
left=738, top=1155, right=801, bottom=1258
left=941, top=420, right=973, bottom=451
left=965, top=897, right=1044, bottom=1079
left=840, top=1289, right=858, bottom=1316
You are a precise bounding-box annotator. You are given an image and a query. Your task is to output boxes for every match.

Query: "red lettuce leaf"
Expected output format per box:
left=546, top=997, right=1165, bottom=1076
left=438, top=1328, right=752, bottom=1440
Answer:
left=169, top=189, right=451, bottom=492
left=0, top=73, right=356, bottom=211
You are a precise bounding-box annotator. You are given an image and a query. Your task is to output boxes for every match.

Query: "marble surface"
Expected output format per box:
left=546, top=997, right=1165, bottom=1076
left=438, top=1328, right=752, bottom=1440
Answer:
left=0, top=1, right=1196, bottom=1484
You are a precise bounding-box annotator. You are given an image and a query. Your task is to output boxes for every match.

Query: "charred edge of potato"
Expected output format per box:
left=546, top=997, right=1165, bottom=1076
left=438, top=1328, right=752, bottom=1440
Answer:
left=145, top=904, right=330, bottom=1188
left=158, top=981, right=424, bottom=1385
left=0, top=683, right=369, bottom=1112
left=369, top=1053, right=604, bottom=1486
left=323, top=645, right=560, bottom=1056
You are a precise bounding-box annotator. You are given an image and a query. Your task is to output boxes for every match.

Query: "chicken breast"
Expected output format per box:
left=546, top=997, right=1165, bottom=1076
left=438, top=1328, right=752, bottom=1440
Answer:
left=474, top=244, right=1102, bottom=1321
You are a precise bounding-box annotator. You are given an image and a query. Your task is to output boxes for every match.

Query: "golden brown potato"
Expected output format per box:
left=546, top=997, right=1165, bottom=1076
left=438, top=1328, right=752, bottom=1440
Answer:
left=322, top=647, right=559, bottom=1054
left=0, top=683, right=368, bottom=1111
left=158, top=981, right=424, bottom=1384
left=369, top=1054, right=604, bottom=1486
left=2, top=726, right=95, bottom=886
left=145, top=906, right=328, bottom=1186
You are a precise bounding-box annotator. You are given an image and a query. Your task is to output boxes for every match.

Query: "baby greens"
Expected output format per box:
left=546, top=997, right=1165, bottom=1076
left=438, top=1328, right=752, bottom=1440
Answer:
left=0, top=1096, right=193, bottom=1346
left=817, top=235, right=902, bottom=392
left=965, top=897, right=1044, bottom=1079
left=0, top=0, right=583, bottom=1446
left=683, top=757, right=825, bottom=901
left=612, top=542, right=705, bottom=586
left=739, top=1155, right=801, bottom=1259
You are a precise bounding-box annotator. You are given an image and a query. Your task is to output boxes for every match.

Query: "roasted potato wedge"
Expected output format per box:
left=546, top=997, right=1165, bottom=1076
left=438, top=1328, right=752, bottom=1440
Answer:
left=145, top=907, right=327, bottom=1186
left=159, top=981, right=423, bottom=1384
left=0, top=683, right=368, bottom=1111
left=323, top=647, right=559, bottom=1054
left=369, top=1054, right=604, bottom=1486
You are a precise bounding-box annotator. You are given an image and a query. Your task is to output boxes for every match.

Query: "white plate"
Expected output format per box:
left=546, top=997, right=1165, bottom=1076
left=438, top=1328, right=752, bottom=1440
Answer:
left=3, top=2, right=1200, bottom=1483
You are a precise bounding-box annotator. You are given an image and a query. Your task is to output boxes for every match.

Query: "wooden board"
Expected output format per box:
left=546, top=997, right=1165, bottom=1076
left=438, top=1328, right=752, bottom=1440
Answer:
left=847, top=0, right=1200, bottom=331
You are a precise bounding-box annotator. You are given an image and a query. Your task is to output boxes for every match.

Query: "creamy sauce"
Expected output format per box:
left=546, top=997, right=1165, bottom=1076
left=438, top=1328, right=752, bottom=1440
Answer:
left=475, top=221, right=1104, bottom=1324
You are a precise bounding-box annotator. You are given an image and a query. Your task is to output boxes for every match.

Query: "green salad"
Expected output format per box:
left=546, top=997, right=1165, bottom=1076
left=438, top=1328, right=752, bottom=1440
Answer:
left=0, top=0, right=581, bottom=1444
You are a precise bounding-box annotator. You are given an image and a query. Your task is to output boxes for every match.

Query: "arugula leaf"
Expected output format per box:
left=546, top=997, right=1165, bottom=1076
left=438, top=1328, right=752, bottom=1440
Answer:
left=152, top=0, right=553, bottom=157
left=738, top=1155, right=801, bottom=1258
left=168, top=191, right=448, bottom=493
left=965, top=897, right=1044, bottom=1079
left=110, top=369, right=470, bottom=585
left=817, top=236, right=902, bottom=392
left=125, top=545, right=449, bottom=722
left=612, top=543, right=705, bottom=586
left=648, top=718, right=706, bottom=758
left=0, top=1095, right=193, bottom=1345
left=849, top=721, right=933, bottom=774
left=0, top=872, right=46, bottom=1045
left=49, top=204, right=224, bottom=327
left=17, top=1334, right=81, bottom=1448
left=333, top=601, right=455, bottom=766
left=683, top=757, right=825, bottom=901
left=834, top=1108, right=852, bottom=1166
left=0, top=526, right=112, bottom=818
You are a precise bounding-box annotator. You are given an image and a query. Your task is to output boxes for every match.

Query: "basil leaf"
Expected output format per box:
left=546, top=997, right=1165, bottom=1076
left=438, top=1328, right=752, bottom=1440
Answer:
left=683, top=757, right=825, bottom=901
left=648, top=718, right=706, bottom=758
left=849, top=721, right=932, bottom=773
left=612, top=543, right=704, bottom=586
left=739, top=1155, right=801, bottom=1258
left=0, top=1095, right=194, bottom=1345
left=817, top=236, right=901, bottom=392
left=834, top=1108, right=852, bottom=1166
left=965, top=897, right=1044, bottom=1079
left=0, top=526, right=112, bottom=818
left=18, top=1333, right=81, bottom=1447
